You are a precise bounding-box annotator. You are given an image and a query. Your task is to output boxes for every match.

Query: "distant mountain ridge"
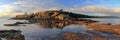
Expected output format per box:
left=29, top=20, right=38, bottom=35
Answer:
left=102, top=16, right=120, bottom=18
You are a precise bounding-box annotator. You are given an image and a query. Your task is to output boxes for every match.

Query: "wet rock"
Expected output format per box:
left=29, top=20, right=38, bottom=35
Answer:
left=4, top=22, right=30, bottom=26
left=64, top=33, right=82, bottom=40
left=64, top=33, right=90, bottom=40
left=22, top=25, right=26, bottom=26
left=85, top=30, right=101, bottom=36
left=0, top=30, right=24, bottom=40
left=6, top=34, right=24, bottom=40
left=15, top=22, right=26, bottom=24
left=63, top=32, right=120, bottom=40
left=86, top=23, right=120, bottom=35
left=4, top=23, right=18, bottom=26
left=101, top=23, right=111, bottom=25
left=93, top=37, right=109, bottom=40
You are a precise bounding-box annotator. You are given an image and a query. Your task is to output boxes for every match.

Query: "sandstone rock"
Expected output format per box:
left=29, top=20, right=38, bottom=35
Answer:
left=93, top=37, right=109, bottom=40
left=12, top=10, right=99, bottom=21
left=63, top=32, right=119, bottom=40
left=64, top=33, right=90, bottom=40
left=86, top=23, right=120, bottom=35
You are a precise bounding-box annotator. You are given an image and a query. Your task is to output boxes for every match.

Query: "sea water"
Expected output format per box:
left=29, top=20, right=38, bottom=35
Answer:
left=0, top=17, right=120, bottom=40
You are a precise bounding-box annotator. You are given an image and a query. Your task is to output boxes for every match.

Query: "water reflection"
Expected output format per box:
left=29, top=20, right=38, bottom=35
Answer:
left=33, top=21, right=120, bottom=40
left=2, top=18, right=120, bottom=40
left=35, top=21, right=72, bottom=29
left=0, top=30, right=24, bottom=40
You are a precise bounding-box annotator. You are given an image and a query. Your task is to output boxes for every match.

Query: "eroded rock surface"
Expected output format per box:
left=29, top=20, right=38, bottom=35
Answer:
left=0, top=30, right=24, bottom=40
left=63, top=32, right=120, bottom=40
left=86, top=23, right=120, bottom=35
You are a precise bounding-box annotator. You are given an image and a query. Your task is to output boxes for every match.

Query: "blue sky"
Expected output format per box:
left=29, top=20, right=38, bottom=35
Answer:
left=0, top=0, right=18, bottom=5
left=0, top=0, right=120, bottom=17
left=48, top=0, right=120, bottom=8
left=1, top=0, right=120, bottom=9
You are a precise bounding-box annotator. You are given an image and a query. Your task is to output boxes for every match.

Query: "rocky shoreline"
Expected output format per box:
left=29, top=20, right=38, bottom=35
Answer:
left=6, top=10, right=120, bottom=35
left=3, top=10, right=120, bottom=40
left=0, top=30, right=24, bottom=40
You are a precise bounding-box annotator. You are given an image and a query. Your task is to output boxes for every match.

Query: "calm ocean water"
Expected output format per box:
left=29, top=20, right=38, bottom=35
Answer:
left=0, top=18, right=120, bottom=40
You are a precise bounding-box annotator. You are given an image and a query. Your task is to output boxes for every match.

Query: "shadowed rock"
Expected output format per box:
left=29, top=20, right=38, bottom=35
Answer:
left=4, top=22, right=30, bottom=26
left=0, top=30, right=24, bottom=40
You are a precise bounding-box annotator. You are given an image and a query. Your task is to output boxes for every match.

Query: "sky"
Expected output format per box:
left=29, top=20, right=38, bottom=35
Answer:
left=0, top=0, right=120, bottom=17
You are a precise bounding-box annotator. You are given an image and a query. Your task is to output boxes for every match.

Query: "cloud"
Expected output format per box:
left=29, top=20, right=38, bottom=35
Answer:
left=0, top=0, right=120, bottom=17
left=65, top=6, right=120, bottom=14
left=113, top=8, right=120, bottom=13
left=13, top=0, right=64, bottom=12
left=0, top=0, right=61, bottom=17
left=0, top=0, right=67, bottom=17
left=81, top=6, right=110, bottom=13
left=0, top=1, right=24, bottom=17
left=63, top=6, right=120, bottom=16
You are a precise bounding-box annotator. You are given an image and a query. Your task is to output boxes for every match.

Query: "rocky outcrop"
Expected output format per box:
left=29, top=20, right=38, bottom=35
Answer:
left=4, top=22, right=30, bottom=26
left=63, top=32, right=120, bottom=40
left=12, top=10, right=70, bottom=20
left=0, top=30, right=24, bottom=40
left=12, top=9, right=105, bottom=20
left=64, top=33, right=82, bottom=40
left=63, top=32, right=115, bottom=40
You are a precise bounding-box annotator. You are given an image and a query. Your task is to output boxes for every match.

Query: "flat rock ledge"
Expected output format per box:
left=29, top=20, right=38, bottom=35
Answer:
left=86, top=23, right=120, bottom=35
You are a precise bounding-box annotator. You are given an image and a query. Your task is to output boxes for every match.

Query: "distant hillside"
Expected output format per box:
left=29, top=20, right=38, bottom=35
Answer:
left=12, top=9, right=119, bottom=20
left=102, top=16, right=120, bottom=18
left=60, top=11, right=102, bottom=18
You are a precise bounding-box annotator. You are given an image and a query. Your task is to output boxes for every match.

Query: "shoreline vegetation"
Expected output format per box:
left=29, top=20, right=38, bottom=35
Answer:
left=3, top=9, right=120, bottom=40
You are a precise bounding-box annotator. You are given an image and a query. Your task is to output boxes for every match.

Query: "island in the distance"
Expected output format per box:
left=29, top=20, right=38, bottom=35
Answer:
left=11, top=9, right=119, bottom=21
